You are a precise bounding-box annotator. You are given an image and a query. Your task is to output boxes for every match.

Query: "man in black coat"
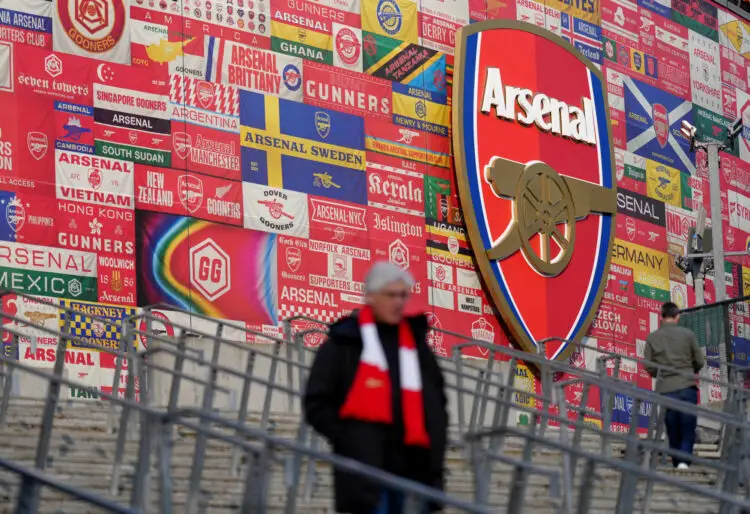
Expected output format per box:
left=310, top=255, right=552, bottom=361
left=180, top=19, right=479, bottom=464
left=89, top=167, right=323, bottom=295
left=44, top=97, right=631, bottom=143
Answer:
left=304, top=261, right=449, bottom=514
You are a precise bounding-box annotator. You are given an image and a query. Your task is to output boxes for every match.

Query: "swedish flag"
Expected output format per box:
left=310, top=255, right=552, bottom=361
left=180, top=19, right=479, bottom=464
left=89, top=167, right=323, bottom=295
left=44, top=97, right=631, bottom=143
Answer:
left=240, top=91, right=368, bottom=204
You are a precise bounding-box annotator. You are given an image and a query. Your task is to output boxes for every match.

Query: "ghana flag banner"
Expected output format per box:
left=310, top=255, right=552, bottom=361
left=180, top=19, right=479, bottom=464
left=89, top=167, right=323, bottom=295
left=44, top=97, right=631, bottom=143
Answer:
left=240, top=90, right=367, bottom=205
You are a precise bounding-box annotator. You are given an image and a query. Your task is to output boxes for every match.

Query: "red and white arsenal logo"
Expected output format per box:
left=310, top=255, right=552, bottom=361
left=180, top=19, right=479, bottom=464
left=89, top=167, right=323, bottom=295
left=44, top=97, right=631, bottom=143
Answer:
left=453, top=21, right=617, bottom=360
left=336, top=27, right=361, bottom=66
left=197, top=81, right=215, bottom=109
left=173, top=132, right=191, bottom=160
left=286, top=247, right=301, bottom=272
left=626, top=218, right=636, bottom=241
left=652, top=103, right=669, bottom=148
left=178, top=174, right=204, bottom=213
left=88, top=167, right=102, bottom=189
left=27, top=132, right=48, bottom=160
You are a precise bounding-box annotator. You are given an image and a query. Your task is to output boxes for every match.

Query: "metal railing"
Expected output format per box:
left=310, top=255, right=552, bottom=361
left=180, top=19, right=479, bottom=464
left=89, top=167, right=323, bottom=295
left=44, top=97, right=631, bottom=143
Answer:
left=0, top=291, right=748, bottom=513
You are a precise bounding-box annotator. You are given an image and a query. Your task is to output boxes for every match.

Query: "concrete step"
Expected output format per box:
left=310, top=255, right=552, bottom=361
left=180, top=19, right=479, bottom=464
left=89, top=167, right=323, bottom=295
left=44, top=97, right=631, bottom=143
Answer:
left=0, top=400, right=736, bottom=514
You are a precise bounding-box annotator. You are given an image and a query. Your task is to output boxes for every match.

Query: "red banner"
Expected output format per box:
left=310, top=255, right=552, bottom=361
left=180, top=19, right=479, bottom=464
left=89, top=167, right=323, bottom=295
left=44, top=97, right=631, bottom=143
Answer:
left=367, top=153, right=425, bottom=215
left=303, top=61, right=392, bottom=121
left=639, top=11, right=690, bottom=100
left=616, top=213, right=667, bottom=252
left=604, top=263, right=637, bottom=309
left=98, top=253, right=136, bottom=306
left=0, top=93, right=55, bottom=193
left=307, top=195, right=369, bottom=248
left=15, top=45, right=92, bottom=104
left=588, top=301, right=635, bottom=343
left=365, top=117, right=451, bottom=175
left=721, top=46, right=746, bottom=92
left=169, top=74, right=241, bottom=180
left=278, top=235, right=369, bottom=330
left=56, top=199, right=135, bottom=257
left=135, top=165, right=243, bottom=226
left=273, top=0, right=360, bottom=32
left=419, top=13, right=461, bottom=54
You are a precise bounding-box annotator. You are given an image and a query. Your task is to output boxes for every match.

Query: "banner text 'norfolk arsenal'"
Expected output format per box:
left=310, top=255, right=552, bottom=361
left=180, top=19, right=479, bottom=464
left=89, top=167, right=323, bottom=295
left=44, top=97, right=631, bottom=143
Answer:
left=452, top=20, right=616, bottom=360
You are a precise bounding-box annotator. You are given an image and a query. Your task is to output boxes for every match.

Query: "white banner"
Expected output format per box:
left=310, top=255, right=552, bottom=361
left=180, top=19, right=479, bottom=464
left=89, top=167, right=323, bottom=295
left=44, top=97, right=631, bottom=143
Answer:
left=203, top=36, right=303, bottom=102
left=689, top=30, right=721, bottom=112
left=55, top=150, right=135, bottom=209
left=332, top=23, right=362, bottom=72
left=243, top=183, right=309, bottom=238
left=728, top=189, right=750, bottom=234
left=94, top=83, right=169, bottom=119
left=0, top=41, right=10, bottom=92
left=53, top=0, right=130, bottom=64
left=419, top=0, right=469, bottom=24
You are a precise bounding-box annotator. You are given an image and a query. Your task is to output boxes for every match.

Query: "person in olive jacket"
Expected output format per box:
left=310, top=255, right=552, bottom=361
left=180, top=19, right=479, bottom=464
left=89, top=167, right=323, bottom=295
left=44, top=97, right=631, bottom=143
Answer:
left=303, top=261, right=448, bottom=514
left=644, top=301, right=705, bottom=470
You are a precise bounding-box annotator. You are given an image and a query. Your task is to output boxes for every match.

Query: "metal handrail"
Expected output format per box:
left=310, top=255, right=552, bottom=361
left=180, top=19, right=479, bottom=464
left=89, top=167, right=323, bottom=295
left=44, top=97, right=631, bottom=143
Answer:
left=2, top=291, right=750, bottom=512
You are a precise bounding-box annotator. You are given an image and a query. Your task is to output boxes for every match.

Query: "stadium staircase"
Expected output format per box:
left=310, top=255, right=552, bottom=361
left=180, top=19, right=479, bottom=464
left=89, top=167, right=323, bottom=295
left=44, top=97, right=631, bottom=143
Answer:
left=0, top=373, right=729, bottom=513
left=0, top=298, right=746, bottom=513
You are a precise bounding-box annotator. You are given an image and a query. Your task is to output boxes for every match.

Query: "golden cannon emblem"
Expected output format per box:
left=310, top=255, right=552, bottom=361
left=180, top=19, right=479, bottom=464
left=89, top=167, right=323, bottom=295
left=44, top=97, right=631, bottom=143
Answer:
left=484, top=157, right=617, bottom=277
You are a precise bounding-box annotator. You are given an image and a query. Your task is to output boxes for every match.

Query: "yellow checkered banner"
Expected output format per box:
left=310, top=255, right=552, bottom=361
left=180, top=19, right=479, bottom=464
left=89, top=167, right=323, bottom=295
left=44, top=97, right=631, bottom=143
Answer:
left=60, top=300, right=136, bottom=351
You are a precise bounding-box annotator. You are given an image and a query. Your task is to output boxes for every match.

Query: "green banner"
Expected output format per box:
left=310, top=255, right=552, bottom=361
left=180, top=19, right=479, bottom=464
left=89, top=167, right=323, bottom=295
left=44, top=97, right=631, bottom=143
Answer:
left=673, top=12, right=718, bottom=42
left=624, top=163, right=646, bottom=183
left=68, top=386, right=101, bottom=400
left=424, top=175, right=451, bottom=221
left=95, top=140, right=171, bottom=168
left=271, top=39, right=332, bottom=65
left=634, top=282, right=670, bottom=302
left=0, top=267, right=97, bottom=301
left=692, top=105, right=739, bottom=156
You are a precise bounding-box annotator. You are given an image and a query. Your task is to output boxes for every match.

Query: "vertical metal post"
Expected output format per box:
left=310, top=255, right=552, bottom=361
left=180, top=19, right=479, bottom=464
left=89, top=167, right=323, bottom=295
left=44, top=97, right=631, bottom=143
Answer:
left=130, top=357, right=153, bottom=511
left=231, top=350, right=257, bottom=477
left=17, top=313, right=71, bottom=513
left=0, top=332, right=18, bottom=429
left=694, top=276, right=705, bottom=306
left=707, top=142, right=727, bottom=302
left=185, top=324, right=223, bottom=514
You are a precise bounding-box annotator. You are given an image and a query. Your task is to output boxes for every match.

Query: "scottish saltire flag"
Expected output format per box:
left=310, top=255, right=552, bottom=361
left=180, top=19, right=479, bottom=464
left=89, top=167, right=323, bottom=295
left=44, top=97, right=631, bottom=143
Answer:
left=624, top=76, right=695, bottom=174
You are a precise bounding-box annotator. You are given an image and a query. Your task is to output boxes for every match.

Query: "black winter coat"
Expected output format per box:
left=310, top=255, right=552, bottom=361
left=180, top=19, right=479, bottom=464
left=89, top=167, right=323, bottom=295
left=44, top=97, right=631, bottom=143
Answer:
left=303, top=313, right=449, bottom=514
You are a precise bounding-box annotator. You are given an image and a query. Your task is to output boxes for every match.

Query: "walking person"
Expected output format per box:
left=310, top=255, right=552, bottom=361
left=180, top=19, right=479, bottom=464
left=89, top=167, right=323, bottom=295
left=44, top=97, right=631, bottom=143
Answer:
left=644, top=301, right=705, bottom=470
left=304, top=262, right=448, bottom=514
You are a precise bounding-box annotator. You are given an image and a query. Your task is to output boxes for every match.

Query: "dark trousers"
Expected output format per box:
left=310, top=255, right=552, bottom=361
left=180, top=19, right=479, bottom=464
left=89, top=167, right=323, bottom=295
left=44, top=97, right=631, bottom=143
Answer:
left=664, top=386, right=698, bottom=467
left=371, top=490, right=430, bottom=514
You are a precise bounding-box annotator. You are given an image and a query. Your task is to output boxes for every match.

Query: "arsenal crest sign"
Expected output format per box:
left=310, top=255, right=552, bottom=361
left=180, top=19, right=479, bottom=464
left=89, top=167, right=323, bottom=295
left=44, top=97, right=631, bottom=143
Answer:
left=452, top=21, right=617, bottom=360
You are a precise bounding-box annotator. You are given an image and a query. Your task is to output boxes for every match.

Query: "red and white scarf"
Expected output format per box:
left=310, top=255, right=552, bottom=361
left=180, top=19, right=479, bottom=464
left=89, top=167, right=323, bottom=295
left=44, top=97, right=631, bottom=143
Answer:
left=339, top=307, right=430, bottom=447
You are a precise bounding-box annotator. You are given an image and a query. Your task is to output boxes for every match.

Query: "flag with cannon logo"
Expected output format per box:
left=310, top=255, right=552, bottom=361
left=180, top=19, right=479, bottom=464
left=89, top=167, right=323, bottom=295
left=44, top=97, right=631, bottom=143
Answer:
left=624, top=76, right=695, bottom=174
left=239, top=90, right=367, bottom=205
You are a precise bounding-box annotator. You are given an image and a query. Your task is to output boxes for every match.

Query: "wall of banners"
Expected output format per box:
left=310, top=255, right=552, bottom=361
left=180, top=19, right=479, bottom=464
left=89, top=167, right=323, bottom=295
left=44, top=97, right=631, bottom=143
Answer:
left=0, top=0, right=748, bottom=420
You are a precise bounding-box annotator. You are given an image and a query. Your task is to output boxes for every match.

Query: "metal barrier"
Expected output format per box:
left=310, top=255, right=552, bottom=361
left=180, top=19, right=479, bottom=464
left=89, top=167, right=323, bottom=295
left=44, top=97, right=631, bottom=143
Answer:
left=679, top=295, right=750, bottom=378
left=0, top=291, right=748, bottom=512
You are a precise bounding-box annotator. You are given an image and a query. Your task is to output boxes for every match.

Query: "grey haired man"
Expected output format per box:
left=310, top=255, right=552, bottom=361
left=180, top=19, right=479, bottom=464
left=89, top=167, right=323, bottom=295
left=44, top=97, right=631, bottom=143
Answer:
left=304, top=262, right=449, bottom=514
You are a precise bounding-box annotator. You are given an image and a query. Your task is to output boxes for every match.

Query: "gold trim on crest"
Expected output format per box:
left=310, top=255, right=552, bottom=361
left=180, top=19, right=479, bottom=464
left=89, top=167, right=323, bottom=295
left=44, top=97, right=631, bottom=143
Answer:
left=451, top=20, right=618, bottom=362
